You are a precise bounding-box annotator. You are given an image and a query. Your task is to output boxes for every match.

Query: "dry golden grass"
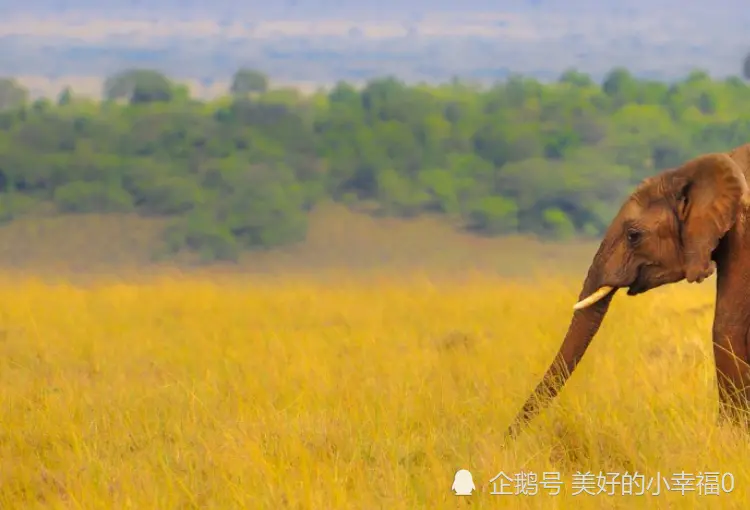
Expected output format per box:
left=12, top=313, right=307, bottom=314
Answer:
left=0, top=269, right=747, bottom=509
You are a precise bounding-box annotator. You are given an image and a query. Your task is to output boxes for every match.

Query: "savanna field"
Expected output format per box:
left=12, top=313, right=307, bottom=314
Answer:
left=5, top=54, right=750, bottom=510
left=1, top=268, right=748, bottom=509
left=0, top=206, right=742, bottom=509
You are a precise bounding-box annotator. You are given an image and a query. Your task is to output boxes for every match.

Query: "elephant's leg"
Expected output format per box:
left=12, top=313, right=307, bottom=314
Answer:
left=713, top=330, right=750, bottom=425
left=712, top=280, right=750, bottom=426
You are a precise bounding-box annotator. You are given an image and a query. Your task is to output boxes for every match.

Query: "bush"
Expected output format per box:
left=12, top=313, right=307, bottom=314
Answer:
left=53, top=182, right=134, bottom=213
left=131, top=176, right=205, bottom=215
left=0, top=192, right=38, bottom=222
left=466, top=196, right=519, bottom=235
left=162, top=211, right=240, bottom=263
left=541, top=207, right=576, bottom=240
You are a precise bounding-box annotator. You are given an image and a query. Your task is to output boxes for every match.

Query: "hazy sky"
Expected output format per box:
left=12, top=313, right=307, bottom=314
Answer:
left=4, top=0, right=747, bottom=18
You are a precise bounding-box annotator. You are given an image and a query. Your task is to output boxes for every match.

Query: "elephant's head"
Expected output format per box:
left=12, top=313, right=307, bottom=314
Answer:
left=505, top=152, right=750, bottom=438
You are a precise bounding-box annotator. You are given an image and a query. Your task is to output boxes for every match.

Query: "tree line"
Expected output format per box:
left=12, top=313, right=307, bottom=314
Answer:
left=0, top=66, right=749, bottom=262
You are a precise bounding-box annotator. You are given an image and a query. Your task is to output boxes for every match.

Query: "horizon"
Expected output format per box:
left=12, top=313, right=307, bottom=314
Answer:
left=3, top=1, right=750, bottom=99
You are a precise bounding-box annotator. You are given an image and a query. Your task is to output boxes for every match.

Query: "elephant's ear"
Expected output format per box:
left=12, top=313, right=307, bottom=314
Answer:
left=665, top=153, right=750, bottom=283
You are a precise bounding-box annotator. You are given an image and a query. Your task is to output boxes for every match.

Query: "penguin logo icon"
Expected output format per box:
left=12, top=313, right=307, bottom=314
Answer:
left=452, top=469, right=476, bottom=496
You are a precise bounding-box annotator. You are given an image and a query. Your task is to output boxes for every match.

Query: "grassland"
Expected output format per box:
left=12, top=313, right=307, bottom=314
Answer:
left=0, top=203, right=599, bottom=278
left=0, top=267, right=748, bottom=509
left=0, top=207, right=747, bottom=508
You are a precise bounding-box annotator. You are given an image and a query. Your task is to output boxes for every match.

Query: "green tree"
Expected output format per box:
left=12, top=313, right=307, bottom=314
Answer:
left=103, top=69, right=173, bottom=104
left=0, top=78, right=27, bottom=111
left=0, top=64, right=746, bottom=262
left=57, top=87, right=73, bottom=106
left=230, top=69, right=269, bottom=96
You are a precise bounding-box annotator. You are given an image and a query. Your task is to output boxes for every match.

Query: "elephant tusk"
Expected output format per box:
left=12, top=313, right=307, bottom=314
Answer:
left=573, top=286, right=614, bottom=310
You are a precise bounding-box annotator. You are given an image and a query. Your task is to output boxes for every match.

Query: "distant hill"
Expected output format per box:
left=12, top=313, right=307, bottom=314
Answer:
left=2, top=1, right=750, bottom=98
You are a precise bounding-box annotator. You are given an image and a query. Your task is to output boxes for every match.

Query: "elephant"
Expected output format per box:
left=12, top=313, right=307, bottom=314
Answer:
left=505, top=142, right=750, bottom=438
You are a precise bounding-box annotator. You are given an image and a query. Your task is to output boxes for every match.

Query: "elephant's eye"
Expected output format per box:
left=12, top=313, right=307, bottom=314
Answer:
left=626, top=229, right=642, bottom=246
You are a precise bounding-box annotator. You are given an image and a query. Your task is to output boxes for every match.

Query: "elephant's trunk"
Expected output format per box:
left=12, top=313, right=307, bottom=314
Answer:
left=505, top=259, right=617, bottom=438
